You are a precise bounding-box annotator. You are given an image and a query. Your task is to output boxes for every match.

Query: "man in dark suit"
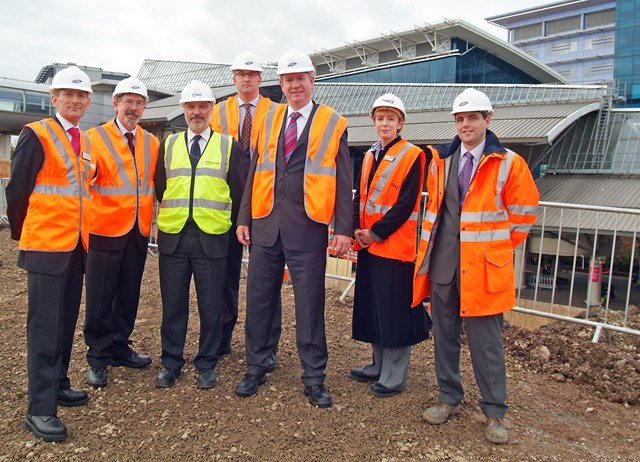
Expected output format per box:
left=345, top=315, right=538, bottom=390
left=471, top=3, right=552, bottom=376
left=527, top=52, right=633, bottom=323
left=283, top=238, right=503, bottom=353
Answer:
left=235, top=49, right=352, bottom=408
left=6, top=66, right=95, bottom=441
left=153, top=80, right=242, bottom=390
left=84, top=78, right=159, bottom=388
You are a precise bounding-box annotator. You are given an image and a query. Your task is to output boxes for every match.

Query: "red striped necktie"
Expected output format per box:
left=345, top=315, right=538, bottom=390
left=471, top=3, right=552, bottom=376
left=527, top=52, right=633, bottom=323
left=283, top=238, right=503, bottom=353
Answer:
left=283, top=112, right=301, bottom=164
left=68, top=127, right=80, bottom=156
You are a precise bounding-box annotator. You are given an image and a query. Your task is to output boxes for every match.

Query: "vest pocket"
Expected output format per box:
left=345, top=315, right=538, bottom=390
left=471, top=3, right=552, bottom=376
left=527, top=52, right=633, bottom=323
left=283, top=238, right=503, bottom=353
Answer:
left=484, top=244, right=514, bottom=293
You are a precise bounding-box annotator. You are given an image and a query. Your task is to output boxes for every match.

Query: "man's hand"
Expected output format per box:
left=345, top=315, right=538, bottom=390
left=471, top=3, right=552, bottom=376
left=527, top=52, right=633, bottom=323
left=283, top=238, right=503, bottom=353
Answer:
left=354, top=229, right=375, bottom=248
left=330, top=234, right=351, bottom=256
left=237, top=225, right=251, bottom=246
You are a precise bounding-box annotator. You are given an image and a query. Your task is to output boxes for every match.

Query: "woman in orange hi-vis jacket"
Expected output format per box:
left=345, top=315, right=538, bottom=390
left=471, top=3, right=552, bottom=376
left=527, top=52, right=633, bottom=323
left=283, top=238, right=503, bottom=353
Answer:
left=414, top=88, right=539, bottom=445
left=349, top=94, right=432, bottom=398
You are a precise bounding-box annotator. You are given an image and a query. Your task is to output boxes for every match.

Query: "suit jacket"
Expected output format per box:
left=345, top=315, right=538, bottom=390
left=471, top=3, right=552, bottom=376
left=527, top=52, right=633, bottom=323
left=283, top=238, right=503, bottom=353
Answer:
left=154, top=131, right=244, bottom=259
left=238, top=102, right=352, bottom=252
left=6, top=118, right=83, bottom=275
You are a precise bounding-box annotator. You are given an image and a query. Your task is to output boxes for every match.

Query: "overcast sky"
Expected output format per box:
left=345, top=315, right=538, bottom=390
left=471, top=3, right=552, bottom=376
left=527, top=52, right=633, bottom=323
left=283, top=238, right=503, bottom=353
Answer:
left=1, top=0, right=546, bottom=82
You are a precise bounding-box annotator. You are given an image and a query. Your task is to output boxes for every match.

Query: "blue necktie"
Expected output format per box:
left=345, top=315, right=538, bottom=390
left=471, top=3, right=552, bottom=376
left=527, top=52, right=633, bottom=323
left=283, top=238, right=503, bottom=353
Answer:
left=458, top=151, right=474, bottom=208
left=189, top=134, right=202, bottom=168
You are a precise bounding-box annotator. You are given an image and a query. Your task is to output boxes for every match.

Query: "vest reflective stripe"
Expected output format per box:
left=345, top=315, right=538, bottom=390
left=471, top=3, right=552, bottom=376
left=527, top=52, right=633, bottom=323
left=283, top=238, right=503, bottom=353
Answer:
left=252, top=104, right=348, bottom=224
left=158, top=132, right=232, bottom=235
left=88, top=121, right=159, bottom=237
left=211, top=96, right=277, bottom=159
left=358, top=140, right=424, bottom=262
left=19, top=118, right=93, bottom=252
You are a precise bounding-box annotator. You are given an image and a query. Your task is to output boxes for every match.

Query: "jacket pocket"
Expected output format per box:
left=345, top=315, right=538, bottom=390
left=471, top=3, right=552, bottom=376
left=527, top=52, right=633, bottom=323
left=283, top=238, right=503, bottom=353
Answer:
left=484, top=245, right=514, bottom=293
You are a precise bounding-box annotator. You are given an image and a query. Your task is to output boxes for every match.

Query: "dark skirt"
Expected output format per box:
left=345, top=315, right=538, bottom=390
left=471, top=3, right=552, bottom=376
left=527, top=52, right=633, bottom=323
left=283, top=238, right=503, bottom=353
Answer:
left=352, top=249, right=432, bottom=348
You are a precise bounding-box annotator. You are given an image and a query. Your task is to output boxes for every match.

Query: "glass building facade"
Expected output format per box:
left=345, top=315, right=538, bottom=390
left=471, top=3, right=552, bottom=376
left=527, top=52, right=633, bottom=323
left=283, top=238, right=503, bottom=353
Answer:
left=615, top=0, right=640, bottom=107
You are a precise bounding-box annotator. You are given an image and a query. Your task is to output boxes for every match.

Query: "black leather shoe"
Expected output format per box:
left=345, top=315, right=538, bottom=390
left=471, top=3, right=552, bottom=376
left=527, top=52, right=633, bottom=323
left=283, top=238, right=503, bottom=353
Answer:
left=111, top=351, right=152, bottom=368
left=197, top=368, right=217, bottom=389
left=304, top=385, right=332, bottom=408
left=217, top=345, right=232, bottom=357
left=57, top=388, right=89, bottom=407
left=370, top=382, right=402, bottom=398
left=348, top=368, right=380, bottom=383
left=87, top=367, right=108, bottom=388
left=235, top=373, right=267, bottom=397
left=25, top=415, right=67, bottom=442
left=155, top=368, right=180, bottom=388
left=266, top=352, right=277, bottom=373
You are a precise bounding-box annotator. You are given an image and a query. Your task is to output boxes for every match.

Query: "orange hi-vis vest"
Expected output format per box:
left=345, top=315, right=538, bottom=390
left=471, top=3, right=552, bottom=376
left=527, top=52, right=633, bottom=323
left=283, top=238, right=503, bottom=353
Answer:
left=87, top=120, right=159, bottom=237
left=357, top=139, right=425, bottom=262
left=19, top=118, right=95, bottom=252
left=413, top=134, right=539, bottom=315
left=251, top=104, right=348, bottom=225
left=210, top=95, right=277, bottom=158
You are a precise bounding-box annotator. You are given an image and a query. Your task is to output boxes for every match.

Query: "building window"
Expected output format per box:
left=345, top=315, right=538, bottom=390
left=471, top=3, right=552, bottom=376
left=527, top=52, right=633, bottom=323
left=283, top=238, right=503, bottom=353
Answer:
left=585, top=9, right=616, bottom=28
left=546, top=15, right=580, bottom=35
left=513, top=23, right=542, bottom=41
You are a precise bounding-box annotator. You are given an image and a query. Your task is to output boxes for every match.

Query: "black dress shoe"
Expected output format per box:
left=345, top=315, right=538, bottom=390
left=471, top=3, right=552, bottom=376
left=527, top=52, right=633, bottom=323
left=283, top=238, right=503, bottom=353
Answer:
left=197, top=368, right=217, bottom=389
left=266, top=352, right=277, bottom=373
left=370, top=382, right=402, bottom=398
left=235, top=373, right=267, bottom=397
left=87, top=367, right=108, bottom=388
left=111, top=351, right=152, bottom=368
left=25, top=415, right=67, bottom=442
left=58, top=388, right=89, bottom=407
left=216, top=345, right=232, bottom=357
left=348, top=368, right=380, bottom=383
left=155, top=368, right=180, bottom=388
left=304, top=385, right=332, bottom=408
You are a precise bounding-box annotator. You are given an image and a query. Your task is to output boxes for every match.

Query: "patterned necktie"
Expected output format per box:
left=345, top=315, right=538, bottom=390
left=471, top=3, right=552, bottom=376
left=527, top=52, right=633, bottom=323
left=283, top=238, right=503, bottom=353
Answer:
left=458, top=151, right=474, bottom=208
left=68, top=127, right=80, bottom=156
left=125, top=132, right=135, bottom=156
left=240, top=102, right=252, bottom=151
left=283, top=112, right=301, bottom=164
left=190, top=134, right=202, bottom=168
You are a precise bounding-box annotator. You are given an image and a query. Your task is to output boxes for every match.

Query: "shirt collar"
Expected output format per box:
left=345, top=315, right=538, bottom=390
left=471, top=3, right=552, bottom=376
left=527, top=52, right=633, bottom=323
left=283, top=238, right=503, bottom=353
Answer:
left=114, top=118, right=135, bottom=138
left=287, top=100, right=313, bottom=121
left=237, top=95, right=260, bottom=108
left=187, top=127, right=211, bottom=144
left=55, top=113, right=78, bottom=132
left=461, top=139, right=486, bottom=163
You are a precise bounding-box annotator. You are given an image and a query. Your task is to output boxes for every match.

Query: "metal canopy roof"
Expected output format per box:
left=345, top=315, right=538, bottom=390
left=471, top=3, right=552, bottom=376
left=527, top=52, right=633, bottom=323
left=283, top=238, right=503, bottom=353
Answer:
left=535, top=173, right=640, bottom=233
left=310, top=18, right=566, bottom=84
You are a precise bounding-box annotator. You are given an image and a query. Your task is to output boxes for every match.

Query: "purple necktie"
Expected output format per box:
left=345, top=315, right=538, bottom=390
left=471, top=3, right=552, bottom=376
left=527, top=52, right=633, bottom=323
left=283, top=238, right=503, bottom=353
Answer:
left=68, top=127, right=80, bottom=156
left=283, top=112, right=301, bottom=164
left=240, top=103, right=252, bottom=151
left=458, top=151, right=474, bottom=208
left=125, top=132, right=135, bottom=156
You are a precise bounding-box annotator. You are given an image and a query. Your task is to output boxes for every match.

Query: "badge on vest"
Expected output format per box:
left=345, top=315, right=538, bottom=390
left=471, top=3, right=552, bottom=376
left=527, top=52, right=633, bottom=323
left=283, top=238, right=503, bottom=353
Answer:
left=383, top=155, right=395, bottom=162
left=82, top=151, right=91, bottom=161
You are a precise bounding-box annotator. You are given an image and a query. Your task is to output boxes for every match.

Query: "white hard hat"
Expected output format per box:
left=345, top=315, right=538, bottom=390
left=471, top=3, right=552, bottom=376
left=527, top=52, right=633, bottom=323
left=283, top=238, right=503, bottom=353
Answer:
left=276, top=48, right=314, bottom=75
left=113, top=77, right=148, bottom=101
left=369, top=93, right=406, bottom=119
left=49, top=66, right=93, bottom=94
left=451, top=88, right=493, bottom=115
left=179, top=80, right=216, bottom=104
left=231, top=50, right=263, bottom=72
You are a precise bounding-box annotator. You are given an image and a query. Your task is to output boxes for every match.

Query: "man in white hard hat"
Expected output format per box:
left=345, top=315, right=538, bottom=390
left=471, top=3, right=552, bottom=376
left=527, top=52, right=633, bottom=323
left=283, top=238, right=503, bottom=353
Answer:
left=6, top=65, right=96, bottom=441
left=153, top=80, right=242, bottom=390
left=83, top=77, right=159, bottom=389
left=413, top=88, right=539, bottom=444
left=235, top=49, right=352, bottom=408
left=210, top=51, right=281, bottom=364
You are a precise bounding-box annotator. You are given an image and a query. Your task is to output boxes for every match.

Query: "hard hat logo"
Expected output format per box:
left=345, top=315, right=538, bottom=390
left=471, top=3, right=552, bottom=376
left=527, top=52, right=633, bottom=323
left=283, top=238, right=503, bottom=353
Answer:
left=72, top=79, right=82, bottom=84
left=244, top=61, right=254, bottom=65
left=132, top=85, right=140, bottom=90
left=459, top=101, right=468, bottom=107
left=193, top=92, right=202, bottom=97
left=288, top=62, right=297, bottom=67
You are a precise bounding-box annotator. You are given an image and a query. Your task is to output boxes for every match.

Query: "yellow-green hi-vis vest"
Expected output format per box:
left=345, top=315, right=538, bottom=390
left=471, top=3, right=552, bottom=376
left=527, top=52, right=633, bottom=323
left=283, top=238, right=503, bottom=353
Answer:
left=158, top=132, right=232, bottom=235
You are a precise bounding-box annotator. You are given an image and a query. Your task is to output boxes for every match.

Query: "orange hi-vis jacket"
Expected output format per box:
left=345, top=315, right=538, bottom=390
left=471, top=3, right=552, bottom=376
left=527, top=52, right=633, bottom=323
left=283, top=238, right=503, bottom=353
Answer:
left=251, top=104, right=348, bottom=225
left=19, top=118, right=95, bottom=252
left=87, top=120, right=159, bottom=237
left=413, top=130, right=539, bottom=316
left=357, top=139, right=425, bottom=262
left=210, top=95, right=277, bottom=158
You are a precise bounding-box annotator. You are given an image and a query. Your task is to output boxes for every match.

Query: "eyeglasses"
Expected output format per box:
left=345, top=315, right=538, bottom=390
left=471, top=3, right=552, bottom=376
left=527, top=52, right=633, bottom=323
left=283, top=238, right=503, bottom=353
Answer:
left=234, top=71, right=260, bottom=78
left=120, top=99, right=146, bottom=108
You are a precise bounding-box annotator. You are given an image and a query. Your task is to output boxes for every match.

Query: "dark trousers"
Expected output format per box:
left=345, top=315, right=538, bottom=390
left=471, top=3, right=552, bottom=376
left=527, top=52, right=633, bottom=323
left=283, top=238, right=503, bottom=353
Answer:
left=221, top=226, right=282, bottom=354
left=84, top=231, right=147, bottom=367
left=245, top=237, right=327, bottom=386
left=430, top=276, right=508, bottom=418
left=159, top=225, right=224, bottom=371
left=26, top=243, right=84, bottom=416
